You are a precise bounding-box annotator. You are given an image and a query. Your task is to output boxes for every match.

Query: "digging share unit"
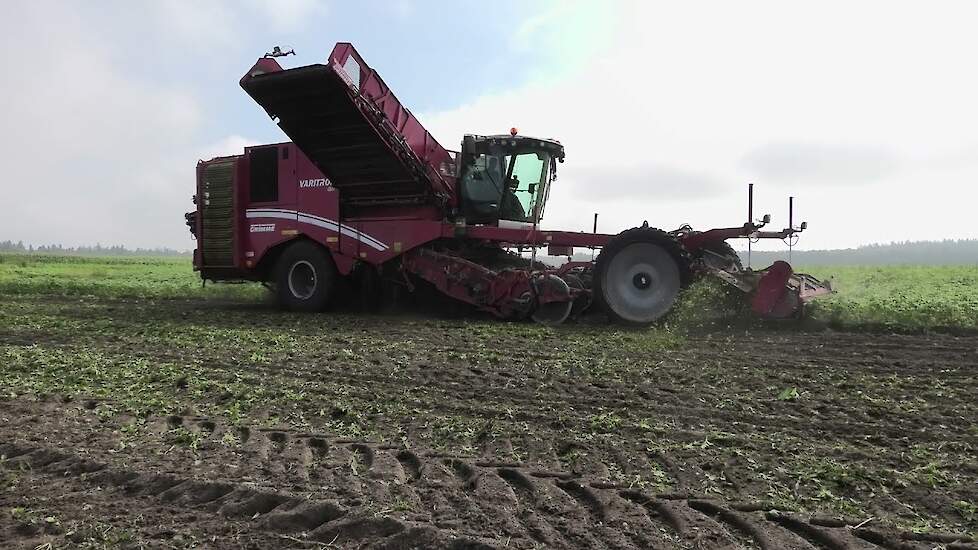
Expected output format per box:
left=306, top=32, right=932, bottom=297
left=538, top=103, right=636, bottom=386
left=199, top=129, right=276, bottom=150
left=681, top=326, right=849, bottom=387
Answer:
left=185, top=43, right=831, bottom=325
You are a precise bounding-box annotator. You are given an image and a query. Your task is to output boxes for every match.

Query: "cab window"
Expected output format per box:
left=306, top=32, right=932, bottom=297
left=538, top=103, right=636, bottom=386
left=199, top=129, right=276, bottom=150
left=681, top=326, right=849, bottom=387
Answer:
left=249, top=147, right=279, bottom=203
left=499, top=153, right=544, bottom=222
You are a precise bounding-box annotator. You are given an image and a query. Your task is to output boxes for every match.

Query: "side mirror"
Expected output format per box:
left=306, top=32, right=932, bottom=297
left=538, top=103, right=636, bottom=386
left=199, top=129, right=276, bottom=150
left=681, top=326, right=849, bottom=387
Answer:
left=800, top=221, right=808, bottom=230
left=762, top=214, right=771, bottom=224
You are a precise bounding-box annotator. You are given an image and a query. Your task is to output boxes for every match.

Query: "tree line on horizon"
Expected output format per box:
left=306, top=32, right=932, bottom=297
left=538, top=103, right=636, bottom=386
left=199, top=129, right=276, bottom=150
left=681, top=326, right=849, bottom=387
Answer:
left=734, top=238, right=977, bottom=266
left=2, top=238, right=975, bottom=265
left=553, top=238, right=976, bottom=266
left=0, top=240, right=190, bottom=257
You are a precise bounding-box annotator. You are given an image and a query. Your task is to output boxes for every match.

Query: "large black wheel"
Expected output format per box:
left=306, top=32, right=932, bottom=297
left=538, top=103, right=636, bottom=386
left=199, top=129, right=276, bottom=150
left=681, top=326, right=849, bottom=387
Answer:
left=275, top=240, right=338, bottom=312
left=594, top=227, right=690, bottom=325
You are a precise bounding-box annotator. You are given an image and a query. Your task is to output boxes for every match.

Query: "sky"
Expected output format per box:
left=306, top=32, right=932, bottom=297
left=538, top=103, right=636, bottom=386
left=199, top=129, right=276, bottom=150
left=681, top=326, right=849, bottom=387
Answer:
left=2, top=0, right=976, bottom=252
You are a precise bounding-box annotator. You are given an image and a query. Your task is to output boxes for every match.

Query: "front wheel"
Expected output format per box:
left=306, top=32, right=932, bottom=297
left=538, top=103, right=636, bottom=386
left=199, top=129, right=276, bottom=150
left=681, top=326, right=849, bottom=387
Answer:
left=275, top=240, right=338, bottom=312
left=594, top=228, right=689, bottom=325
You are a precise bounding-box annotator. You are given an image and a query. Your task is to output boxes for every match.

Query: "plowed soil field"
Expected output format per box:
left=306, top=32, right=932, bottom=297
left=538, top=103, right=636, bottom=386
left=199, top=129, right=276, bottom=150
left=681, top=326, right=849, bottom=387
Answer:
left=1, top=294, right=976, bottom=549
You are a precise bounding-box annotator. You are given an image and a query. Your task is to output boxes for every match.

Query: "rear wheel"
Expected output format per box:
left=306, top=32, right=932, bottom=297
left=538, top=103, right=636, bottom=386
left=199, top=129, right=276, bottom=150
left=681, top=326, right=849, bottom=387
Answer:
left=594, top=227, right=689, bottom=325
left=275, top=240, right=338, bottom=312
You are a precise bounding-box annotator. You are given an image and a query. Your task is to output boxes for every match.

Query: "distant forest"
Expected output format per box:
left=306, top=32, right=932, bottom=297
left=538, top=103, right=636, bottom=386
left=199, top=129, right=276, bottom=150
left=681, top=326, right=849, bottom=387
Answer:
left=1, top=238, right=975, bottom=265
left=734, top=239, right=977, bottom=266
left=554, top=238, right=977, bottom=266
left=0, top=240, right=190, bottom=257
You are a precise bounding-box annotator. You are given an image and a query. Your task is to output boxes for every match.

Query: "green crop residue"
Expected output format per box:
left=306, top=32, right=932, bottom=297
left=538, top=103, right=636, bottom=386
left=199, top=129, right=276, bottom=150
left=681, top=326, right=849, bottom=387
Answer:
left=0, top=253, right=263, bottom=300
left=803, top=265, right=978, bottom=331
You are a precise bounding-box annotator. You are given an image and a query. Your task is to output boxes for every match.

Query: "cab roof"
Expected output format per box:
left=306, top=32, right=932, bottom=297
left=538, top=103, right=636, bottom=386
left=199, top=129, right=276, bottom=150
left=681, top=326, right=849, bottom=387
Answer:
left=466, top=134, right=565, bottom=160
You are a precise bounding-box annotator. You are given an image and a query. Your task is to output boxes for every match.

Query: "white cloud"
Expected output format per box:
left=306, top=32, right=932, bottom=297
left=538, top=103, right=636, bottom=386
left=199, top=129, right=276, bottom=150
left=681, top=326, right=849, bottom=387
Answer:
left=0, top=4, right=206, bottom=249
left=567, top=164, right=722, bottom=200
left=421, top=0, right=978, bottom=249
left=391, top=0, right=415, bottom=18
left=246, top=0, right=329, bottom=32
left=2, top=1, right=976, bottom=252
left=0, top=0, right=329, bottom=250
left=199, top=135, right=262, bottom=161
left=149, top=2, right=240, bottom=47
left=741, top=142, right=901, bottom=184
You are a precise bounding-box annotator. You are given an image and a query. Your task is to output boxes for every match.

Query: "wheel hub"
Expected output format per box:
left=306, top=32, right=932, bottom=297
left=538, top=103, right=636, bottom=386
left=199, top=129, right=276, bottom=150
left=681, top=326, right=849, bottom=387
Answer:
left=632, top=272, right=652, bottom=290
left=288, top=260, right=317, bottom=300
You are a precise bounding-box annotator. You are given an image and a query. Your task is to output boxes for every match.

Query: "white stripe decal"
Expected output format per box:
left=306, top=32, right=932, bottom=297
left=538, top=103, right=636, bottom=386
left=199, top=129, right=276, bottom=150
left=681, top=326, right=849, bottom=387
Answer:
left=245, top=209, right=388, bottom=251
left=291, top=210, right=386, bottom=249
left=338, top=225, right=386, bottom=249
left=296, top=213, right=386, bottom=250
left=245, top=211, right=297, bottom=221
left=246, top=208, right=295, bottom=214
left=338, top=228, right=385, bottom=250
left=298, top=215, right=340, bottom=233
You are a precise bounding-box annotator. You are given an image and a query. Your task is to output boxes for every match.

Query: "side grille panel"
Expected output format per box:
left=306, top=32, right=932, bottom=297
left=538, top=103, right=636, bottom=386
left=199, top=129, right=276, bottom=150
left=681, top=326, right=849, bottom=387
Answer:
left=200, top=161, right=235, bottom=267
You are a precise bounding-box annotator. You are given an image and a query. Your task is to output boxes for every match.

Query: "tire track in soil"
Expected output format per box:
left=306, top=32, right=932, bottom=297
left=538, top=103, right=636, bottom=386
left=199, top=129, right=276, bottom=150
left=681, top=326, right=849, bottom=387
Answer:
left=344, top=442, right=426, bottom=521
left=14, top=302, right=976, bottom=391
left=523, top=471, right=609, bottom=548
left=554, top=479, right=653, bottom=550
left=191, top=380, right=935, bottom=489
left=497, top=468, right=572, bottom=547
left=3, top=406, right=977, bottom=550
left=0, top=441, right=481, bottom=549
left=654, top=498, right=751, bottom=549
left=195, top=357, right=978, bottom=449
left=434, top=457, right=530, bottom=541
left=412, top=455, right=495, bottom=538
left=5, top=324, right=975, bottom=548
left=687, top=500, right=817, bottom=550
left=12, top=325, right=975, bottom=449
left=766, top=512, right=878, bottom=549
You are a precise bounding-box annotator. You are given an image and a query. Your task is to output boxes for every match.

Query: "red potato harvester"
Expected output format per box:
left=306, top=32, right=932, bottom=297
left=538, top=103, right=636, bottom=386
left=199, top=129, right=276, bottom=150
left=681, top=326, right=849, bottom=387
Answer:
left=185, top=43, right=831, bottom=325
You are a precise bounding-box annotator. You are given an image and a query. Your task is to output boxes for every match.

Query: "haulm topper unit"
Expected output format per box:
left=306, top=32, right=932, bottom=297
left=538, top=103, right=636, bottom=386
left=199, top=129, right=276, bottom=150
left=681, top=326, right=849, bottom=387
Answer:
left=186, top=43, right=831, bottom=325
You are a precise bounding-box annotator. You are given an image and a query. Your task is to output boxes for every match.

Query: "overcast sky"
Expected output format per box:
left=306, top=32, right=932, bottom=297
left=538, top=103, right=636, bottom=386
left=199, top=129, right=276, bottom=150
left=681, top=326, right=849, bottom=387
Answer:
left=2, top=1, right=976, bottom=251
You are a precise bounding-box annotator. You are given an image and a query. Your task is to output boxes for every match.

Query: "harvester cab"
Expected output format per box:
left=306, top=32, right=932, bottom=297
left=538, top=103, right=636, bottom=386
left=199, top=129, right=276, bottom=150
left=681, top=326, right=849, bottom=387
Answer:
left=457, top=133, right=565, bottom=225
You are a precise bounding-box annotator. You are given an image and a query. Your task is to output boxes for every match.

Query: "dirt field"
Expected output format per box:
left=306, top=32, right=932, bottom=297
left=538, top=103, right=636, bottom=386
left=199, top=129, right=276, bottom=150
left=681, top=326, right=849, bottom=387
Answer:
left=1, top=294, right=977, bottom=549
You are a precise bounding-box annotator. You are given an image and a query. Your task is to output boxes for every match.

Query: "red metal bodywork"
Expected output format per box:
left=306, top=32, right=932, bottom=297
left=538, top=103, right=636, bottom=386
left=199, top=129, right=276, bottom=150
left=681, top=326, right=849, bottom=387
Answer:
left=752, top=261, right=797, bottom=317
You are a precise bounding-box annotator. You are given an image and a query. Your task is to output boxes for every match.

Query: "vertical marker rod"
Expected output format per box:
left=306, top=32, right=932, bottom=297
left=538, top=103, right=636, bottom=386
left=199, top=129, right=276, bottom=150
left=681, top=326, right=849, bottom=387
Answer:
left=591, top=213, right=598, bottom=261
left=748, top=183, right=754, bottom=226
left=747, top=184, right=753, bottom=269
left=788, top=196, right=794, bottom=263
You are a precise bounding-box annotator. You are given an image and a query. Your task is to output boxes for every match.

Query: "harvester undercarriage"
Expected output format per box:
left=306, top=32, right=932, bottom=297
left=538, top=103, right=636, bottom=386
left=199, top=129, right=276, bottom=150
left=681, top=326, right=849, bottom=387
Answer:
left=390, top=213, right=832, bottom=326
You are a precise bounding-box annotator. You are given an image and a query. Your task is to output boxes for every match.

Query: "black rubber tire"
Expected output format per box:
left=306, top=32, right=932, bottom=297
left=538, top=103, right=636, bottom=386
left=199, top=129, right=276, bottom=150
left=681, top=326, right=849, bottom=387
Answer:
left=274, top=240, right=338, bottom=312
left=594, top=227, right=690, bottom=326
